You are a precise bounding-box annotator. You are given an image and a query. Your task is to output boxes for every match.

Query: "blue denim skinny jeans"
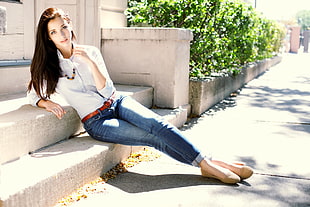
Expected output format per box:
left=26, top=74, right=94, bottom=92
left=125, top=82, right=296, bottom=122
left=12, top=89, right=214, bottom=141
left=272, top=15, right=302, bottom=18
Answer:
left=83, top=95, right=205, bottom=167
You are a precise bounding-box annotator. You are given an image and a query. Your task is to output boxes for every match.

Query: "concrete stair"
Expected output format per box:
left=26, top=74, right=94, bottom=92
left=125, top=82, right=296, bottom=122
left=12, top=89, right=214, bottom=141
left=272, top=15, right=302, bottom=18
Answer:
left=0, top=84, right=189, bottom=207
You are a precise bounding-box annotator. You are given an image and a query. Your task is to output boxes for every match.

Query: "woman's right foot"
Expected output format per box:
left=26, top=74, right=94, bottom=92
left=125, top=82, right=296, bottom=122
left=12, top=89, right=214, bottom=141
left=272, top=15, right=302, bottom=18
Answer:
left=200, top=159, right=240, bottom=184
left=211, top=159, right=253, bottom=180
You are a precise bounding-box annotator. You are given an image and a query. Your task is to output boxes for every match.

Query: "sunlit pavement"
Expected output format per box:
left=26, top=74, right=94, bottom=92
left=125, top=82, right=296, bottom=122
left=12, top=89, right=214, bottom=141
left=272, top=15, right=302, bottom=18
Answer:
left=72, top=53, right=310, bottom=207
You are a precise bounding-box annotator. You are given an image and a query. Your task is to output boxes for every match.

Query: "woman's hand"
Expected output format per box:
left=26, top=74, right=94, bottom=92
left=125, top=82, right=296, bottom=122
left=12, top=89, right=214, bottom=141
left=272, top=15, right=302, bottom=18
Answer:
left=37, top=99, right=66, bottom=119
left=73, top=46, right=107, bottom=91
left=72, top=47, right=93, bottom=64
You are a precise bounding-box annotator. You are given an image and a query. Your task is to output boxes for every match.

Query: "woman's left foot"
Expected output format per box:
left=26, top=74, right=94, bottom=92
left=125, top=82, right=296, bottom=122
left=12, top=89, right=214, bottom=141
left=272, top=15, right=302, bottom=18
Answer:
left=200, top=159, right=241, bottom=184
left=211, top=160, right=253, bottom=180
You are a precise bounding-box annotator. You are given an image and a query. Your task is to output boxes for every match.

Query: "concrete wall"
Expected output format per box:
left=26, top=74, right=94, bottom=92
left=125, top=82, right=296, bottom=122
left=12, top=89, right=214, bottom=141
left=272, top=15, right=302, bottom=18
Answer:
left=0, top=0, right=127, bottom=61
left=0, top=1, right=27, bottom=60
left=101, top=27, right=193, bottom=108
left=189, top=56, right=283, bottom=115
left=0, top=65, right=30, bottom=96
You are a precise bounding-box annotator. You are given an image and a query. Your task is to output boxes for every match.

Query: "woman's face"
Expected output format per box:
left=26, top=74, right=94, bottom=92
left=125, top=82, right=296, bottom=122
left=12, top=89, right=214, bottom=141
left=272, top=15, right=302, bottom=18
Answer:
left=47, top=16, right=72, bottom=50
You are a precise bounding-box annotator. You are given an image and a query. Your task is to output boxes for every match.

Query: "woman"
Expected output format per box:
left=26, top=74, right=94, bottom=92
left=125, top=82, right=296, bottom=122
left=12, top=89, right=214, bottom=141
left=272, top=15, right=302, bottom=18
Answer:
left=28, top=7, right=253, bottom=184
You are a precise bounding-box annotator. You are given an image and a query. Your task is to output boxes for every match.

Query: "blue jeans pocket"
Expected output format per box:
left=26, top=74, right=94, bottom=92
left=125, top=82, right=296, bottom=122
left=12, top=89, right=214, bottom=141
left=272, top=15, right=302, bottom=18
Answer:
left=83, top=108, right=114, bottom=136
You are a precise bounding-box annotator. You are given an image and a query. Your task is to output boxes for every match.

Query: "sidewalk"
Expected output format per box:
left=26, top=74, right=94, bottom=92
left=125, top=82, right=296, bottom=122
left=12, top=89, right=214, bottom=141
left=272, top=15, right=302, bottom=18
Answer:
left=70, top=53, right=310, bottom=207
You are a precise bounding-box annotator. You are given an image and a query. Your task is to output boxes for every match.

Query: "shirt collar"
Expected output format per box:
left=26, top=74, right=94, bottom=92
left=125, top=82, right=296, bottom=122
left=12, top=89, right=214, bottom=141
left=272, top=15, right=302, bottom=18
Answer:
left=57, top=50, right=65, bottom=60
left=57, top=43, right=76, bottom=61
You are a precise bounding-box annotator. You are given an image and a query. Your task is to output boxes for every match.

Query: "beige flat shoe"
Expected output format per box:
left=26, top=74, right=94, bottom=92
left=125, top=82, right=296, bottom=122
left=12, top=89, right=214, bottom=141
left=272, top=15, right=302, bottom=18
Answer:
left=200, top=160, right=241, bottom=184
left=211, top=160, right=253, bottom=180
left=235, top=165, right=253, bottom=179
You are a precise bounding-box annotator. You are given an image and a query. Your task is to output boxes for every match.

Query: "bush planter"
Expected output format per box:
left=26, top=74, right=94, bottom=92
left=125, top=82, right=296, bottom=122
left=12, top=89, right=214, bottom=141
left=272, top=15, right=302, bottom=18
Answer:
left=189, top=56, right=282, bottom=116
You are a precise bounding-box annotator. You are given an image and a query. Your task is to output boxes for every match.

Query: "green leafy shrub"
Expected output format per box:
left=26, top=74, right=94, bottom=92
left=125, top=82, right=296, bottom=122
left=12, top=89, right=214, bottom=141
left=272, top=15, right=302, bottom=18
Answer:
left=126, top=0, right=285, bottom=79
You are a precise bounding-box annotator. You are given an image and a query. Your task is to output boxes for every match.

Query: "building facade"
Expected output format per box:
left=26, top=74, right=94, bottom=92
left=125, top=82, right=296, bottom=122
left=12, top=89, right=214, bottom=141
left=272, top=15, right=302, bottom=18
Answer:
left=0, top=0, right=127, bottom=60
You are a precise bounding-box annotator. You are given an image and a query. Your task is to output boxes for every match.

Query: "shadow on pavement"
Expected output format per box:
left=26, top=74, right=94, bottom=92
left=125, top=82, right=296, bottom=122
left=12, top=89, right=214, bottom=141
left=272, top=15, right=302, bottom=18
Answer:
left=106, top=172, right=243, bottom=193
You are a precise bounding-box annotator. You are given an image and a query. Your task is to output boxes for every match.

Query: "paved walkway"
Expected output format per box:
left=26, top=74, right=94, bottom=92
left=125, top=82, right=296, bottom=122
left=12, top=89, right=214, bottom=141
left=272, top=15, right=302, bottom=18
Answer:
left=71, top=53, right=310, bottom=207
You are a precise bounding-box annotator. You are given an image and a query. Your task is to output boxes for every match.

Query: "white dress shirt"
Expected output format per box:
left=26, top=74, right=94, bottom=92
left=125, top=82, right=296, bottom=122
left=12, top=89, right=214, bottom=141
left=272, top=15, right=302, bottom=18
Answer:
left=27, top=44, right=116, bottom=119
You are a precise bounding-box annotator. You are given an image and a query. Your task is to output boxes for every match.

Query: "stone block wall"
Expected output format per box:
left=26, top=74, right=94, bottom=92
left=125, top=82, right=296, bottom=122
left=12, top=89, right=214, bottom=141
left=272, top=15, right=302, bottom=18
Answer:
left=101, top=27, right=193, bottom=108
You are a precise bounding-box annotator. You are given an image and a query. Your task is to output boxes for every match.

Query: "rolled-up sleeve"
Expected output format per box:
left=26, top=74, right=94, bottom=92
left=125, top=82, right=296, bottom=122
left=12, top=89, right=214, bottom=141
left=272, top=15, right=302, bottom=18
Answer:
left=27, top=81, right=48, bottom=107
left=27, top=87, right=41, bottom=107
left=98, top=78, right=115, bottom=98
left=91, top=46, right=115, bottom=98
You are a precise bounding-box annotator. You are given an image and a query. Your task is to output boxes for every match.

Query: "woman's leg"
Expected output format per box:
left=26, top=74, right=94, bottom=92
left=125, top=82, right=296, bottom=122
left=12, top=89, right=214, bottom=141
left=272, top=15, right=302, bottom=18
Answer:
left=114, top=96, right=205, bottom=167
left=83, top=97, right=200, bottom=165
left=85, top=111, right=198, bottom=165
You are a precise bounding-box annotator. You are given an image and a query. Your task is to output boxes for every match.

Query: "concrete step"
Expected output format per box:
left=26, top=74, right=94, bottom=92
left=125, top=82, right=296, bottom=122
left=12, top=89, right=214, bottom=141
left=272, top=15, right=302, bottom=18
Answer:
left=152, top=105, right=190, bottom=128
left=0, top=135, right=137, bottom=207
left=0, top=64, right=30, bottom=96
left=0, top=106, right=188, bottom=207
left=0, top=85, right=153, bottom=165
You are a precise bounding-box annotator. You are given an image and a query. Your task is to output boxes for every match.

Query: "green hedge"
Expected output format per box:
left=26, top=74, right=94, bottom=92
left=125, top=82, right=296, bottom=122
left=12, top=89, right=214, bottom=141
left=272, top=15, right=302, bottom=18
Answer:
left=126, top=0, right=285, bottom=78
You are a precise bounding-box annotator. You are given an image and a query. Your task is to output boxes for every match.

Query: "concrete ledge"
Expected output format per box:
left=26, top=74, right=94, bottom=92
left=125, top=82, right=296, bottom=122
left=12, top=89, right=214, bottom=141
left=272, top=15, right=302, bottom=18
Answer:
left=102, top=27, right=193, bottom=41
left=153, top=104, right=190, bottom=128
left=0, top=85, right=153, bottom=165
left=0, top=104, right=82, bottom=165
left=0, top=60, right=31, bottom=67
left=189, top=56, right=282, bottom=116
left=114, top=84, right=153, bottom=108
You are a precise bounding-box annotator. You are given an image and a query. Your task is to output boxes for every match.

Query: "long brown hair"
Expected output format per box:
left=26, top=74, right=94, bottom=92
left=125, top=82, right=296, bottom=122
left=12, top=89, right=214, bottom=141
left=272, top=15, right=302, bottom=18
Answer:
left=28, top=8, right=76, bottom=99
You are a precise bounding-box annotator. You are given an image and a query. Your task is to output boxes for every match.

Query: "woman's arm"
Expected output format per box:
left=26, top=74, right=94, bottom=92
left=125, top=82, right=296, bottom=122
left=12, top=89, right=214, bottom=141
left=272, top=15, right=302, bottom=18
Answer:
left=37, top=99, right=66, bottom=120
left=73, top=46, right=107, bottom=91
left=27, top=87, right=66, bottom=119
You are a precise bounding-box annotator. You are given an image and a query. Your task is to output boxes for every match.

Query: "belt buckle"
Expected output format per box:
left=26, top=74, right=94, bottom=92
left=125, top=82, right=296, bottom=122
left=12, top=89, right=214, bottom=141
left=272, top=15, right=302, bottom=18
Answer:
left=104, top=101, right=110, bottom=107
left=104, top=98, right=113, bottom=107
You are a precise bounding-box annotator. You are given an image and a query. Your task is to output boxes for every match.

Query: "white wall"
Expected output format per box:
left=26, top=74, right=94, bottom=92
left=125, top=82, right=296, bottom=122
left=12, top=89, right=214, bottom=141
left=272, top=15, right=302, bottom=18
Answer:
left=0, top=0, right=128, bottom=60
left=0, top=1, right=25, bottom=60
